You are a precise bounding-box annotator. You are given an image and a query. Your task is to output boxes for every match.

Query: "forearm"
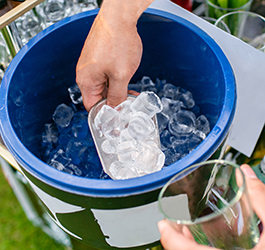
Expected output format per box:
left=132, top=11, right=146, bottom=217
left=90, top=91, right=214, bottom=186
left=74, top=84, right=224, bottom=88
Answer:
left=99, top=0, right=155, bottom=25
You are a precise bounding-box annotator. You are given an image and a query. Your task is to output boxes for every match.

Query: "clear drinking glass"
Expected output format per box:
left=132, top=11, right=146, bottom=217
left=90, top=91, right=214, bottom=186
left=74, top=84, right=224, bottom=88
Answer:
left=205, top=0, right=253, bottom=20
left=158, top=159, right=260, bottom=249
left=201, top=16, right=217, bottom=24
left=215, top=11, right=265, bottom=52
left=72, top=0, right=98, bottom=15
left=0, top=32, right=12, bottom=71
left=36, top=0, right=71, bottom=28
left=14, top=9, right=45, bottom=45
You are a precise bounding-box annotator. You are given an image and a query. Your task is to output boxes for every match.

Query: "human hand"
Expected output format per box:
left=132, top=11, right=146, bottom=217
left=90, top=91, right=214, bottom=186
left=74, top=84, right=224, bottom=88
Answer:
left=76, top=0, right=154, bottom=111
left=158, top=164, right=265, bottom=250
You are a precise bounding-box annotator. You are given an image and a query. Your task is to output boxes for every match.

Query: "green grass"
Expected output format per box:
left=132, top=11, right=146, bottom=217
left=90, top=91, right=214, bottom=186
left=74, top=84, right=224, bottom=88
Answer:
left=0, top=167, right=67, bottom=250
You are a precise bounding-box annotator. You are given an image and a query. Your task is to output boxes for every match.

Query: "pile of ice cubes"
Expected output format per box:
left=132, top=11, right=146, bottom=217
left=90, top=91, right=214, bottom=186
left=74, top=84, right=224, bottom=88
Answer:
left=37, top=76, right=210, bottom=179
left=92, top=92, right=165, bottom=180
left=40, top=86, right=107, bottom=179
left=129, top=76, right=210, bottom=166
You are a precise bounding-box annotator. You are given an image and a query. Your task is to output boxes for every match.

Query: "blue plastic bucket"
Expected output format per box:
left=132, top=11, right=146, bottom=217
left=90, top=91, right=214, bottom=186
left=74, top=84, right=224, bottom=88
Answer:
left=0, top=8, right=236, bottom=249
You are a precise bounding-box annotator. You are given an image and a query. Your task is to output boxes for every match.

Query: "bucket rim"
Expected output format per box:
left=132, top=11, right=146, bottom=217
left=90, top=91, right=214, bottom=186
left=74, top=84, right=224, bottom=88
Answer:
left=0, top=8, right=236, bottom=197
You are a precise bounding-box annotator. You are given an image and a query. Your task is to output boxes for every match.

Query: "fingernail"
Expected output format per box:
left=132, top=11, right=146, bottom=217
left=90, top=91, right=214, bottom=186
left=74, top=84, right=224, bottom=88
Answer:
left=241, top=165, right=258, bottom=179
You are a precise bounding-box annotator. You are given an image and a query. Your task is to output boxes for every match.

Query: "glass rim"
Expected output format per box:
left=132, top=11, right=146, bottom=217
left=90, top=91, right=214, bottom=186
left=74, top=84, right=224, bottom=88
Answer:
left=201, top=16, right=217, bottom=22
left=158, top=159, right=246, bottom=225
left=214, top=10, right=265, bottom=26
left=206, top=0, right=253, bottom=12
left=214, top=10, right=265, bottom=52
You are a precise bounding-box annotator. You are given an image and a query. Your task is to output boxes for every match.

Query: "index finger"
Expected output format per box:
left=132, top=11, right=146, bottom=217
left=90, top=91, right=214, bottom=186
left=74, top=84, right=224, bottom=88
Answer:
left=106, top=78, right=128, bottom=108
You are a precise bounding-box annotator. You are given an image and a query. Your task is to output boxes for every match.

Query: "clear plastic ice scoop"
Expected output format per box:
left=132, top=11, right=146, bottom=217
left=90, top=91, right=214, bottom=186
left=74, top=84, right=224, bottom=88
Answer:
left=88, top=93, right=164, bottom=180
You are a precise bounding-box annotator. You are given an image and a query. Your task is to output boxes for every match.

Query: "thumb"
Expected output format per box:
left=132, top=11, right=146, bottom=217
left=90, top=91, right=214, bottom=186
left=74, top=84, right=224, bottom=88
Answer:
left=241, top=164, right=265, bottom=223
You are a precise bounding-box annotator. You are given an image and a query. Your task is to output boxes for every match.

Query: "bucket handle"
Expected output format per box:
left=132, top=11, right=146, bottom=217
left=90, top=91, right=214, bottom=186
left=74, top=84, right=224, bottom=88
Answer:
left=0, top=143, right=23, bottom=173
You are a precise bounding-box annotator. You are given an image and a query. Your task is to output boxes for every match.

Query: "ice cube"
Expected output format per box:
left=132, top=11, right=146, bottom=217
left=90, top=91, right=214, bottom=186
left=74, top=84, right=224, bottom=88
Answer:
left=101, top=139, right=118, bottom=155
left=42, top=123, right=58, bottom=143
left=161, top=97, right=182, bottom=117
left=143, top=137, right=159, bottom=148
left=68, top=83, right=83, bottom=104
left=109, top=161, right=140, bottom=180
left=157, top=112, right=169, bottom=134
left=119, top=128, right=133, bottom=142
left=160, top=129, right=173, bottom=150
left=161, top=83, right=178, bottom=100
left=130, top=91, right=163, bottom=117
left=49, top=148, right=71, bottom=168
left=171, top=139, right=189, bottom=157
left=41, top=142, right=54, bottom=161
left=57, top=123, right=72, bottom=134
left=99, top=170, right=111, bottom=180
left=145, top=129, right=159, bottom=145
left=115, top=99, right=132, bottom=113
left=168, top=110, right=196, bottom=136
left=52, top=103, right=74, bottom=128
left=194, top=130, right=206, bottom=140
left=117, top=139, right=137, bottom=162
left=163, top=147, right=182, bottom=166
left=115, top=99, right=133, bottom=129
left=141, top=76, right=155, bottom=88
left=50, top=160, right=73, bottom=174
left=142, top=85, right=157, bottom=93
left=94, top=105, right=121, bottom=139
left=175, top=87, right=195, bottom=109
left=71, top=111, right=89, bottom=139
left=128, top=112, right=155, bottom=141
left=66, top=163, right=83, bottom=176
left=65, top=139, right=89, bottom=165
left=190, top=104, right=201, bottom=117
left=78, top=149, right=102, bottom=178
left=136, top=142, right=165, bottom=174
left=196, top=115, right=210, bottom=135
left=170, top=135, right=187, bottom=147
left=141, top=76, right=157, bottom=93
left=187, top=133, right=203, bottom=152
left=155, top=78, right=167, bottom=94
